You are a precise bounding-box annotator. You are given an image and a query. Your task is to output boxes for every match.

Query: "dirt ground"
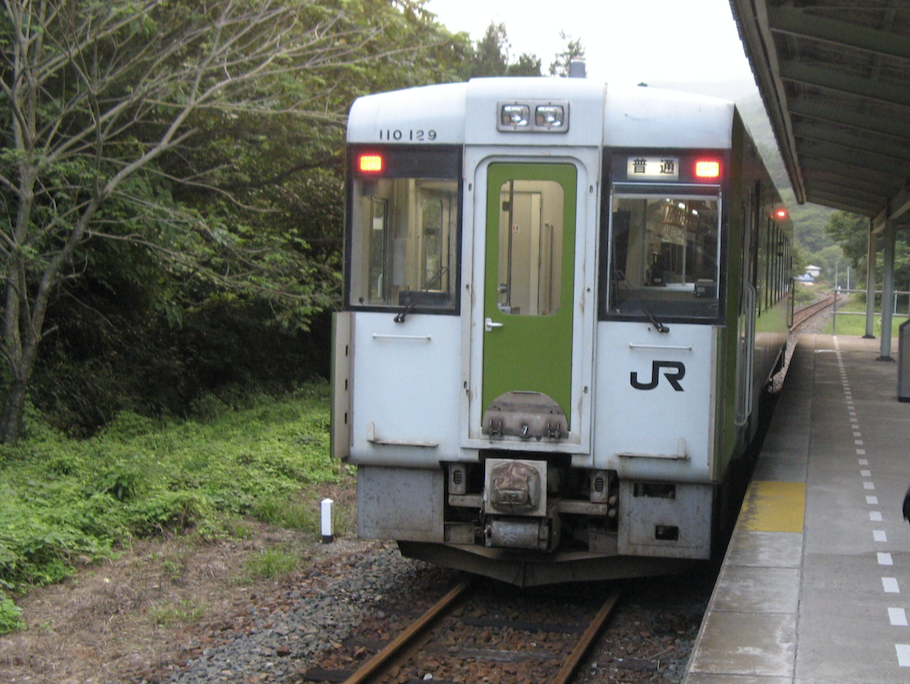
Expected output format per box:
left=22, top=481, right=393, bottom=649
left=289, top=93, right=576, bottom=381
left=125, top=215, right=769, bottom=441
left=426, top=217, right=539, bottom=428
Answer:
left=0, top=483, right=361, bottom=684
left=1, top=476, right=708, bottom=684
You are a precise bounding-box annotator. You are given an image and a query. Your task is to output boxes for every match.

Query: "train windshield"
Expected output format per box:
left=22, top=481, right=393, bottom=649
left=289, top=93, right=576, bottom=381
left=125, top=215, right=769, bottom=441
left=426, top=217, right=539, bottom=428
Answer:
left=347, top=147, right=460, bottom=312
left=608, top=194, right=721, bottom=321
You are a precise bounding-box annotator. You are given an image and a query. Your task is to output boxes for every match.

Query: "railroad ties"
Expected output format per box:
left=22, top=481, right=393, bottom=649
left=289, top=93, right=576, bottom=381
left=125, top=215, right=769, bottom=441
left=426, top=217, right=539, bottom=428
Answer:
left=792, top=291, right=838, bottom=330
left=303, top=579, right=621, bottom=684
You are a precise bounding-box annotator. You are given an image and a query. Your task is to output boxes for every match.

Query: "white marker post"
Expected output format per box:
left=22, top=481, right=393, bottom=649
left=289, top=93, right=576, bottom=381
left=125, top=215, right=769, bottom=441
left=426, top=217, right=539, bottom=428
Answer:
left=321, top=498, right=335, bottom=544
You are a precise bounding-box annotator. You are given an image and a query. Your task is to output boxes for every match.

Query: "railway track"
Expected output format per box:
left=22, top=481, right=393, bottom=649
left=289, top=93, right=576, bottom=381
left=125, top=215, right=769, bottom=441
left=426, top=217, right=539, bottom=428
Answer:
left=299, top=296, right=828, bottom=684
left=792, top=291, right=837, bottom=329
left=304, top=578, right=621, bottom=684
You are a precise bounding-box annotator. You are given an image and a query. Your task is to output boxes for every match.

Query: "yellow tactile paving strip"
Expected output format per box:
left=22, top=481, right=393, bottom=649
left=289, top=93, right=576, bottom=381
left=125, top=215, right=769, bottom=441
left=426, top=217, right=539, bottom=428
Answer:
left=738, top=480, right=806, bottom=534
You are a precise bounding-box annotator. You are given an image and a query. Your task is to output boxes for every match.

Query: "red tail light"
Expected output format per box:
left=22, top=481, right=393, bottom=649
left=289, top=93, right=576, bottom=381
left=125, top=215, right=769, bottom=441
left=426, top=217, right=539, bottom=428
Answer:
left=694, top=160, right=721, bottom=178
left=358, top=154, right=383, bottom=173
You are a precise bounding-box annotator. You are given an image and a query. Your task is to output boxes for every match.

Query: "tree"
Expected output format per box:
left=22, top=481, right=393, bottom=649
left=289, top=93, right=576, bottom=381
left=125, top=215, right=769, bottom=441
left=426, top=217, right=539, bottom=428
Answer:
left=508, top=53, right=543, bottom=77
left=815, top=244, right=845, bottom=285
left=472, top=23, right=510, bottom=77
left=825, top=211, right=910, bottom=301
left=549, top=31, right=585, bottom=77
left=461, top=22, right=541, bottom=79
left=795, top=215, right=836, bottom=254
left=0, top=0, right=460, bottom=442
left=824, top=212, right=869, bottom=268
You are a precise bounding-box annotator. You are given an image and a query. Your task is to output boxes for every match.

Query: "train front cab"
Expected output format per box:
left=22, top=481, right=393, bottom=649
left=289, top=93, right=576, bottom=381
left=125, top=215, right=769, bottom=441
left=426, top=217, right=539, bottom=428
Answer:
left=597, top=150, right=729, bottom=566
left=333, top=82, right=789, bottom=586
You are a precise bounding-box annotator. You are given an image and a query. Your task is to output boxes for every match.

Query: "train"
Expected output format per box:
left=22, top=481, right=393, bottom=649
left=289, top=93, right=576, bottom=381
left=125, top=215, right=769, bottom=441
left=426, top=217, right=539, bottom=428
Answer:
left=331, top=76, right=793, bottom=587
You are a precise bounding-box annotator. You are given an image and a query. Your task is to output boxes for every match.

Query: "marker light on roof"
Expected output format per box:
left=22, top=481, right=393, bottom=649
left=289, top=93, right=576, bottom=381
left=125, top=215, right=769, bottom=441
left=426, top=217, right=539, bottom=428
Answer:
left=358, top=154, right=383, bottom=173
left=772, top=207, right=789, bottom=220
left=695, top=160, right=721, bottom=178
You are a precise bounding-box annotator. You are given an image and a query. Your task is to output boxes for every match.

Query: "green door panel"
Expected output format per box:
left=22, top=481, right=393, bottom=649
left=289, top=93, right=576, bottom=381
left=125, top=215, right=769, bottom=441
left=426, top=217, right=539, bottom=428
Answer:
left=482, top=163, right=577, bottom=424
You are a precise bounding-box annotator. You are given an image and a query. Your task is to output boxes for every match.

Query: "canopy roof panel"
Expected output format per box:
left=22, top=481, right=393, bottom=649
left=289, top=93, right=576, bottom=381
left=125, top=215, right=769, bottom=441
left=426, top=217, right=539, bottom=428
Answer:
left=729, top=0, right=910, bottom=225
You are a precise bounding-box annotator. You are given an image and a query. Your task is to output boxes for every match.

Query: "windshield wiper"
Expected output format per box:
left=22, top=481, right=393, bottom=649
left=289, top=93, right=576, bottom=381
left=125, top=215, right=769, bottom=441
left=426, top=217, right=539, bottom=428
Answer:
left=613, top=268, right=670, bottom=333
left=394, top=267, right=449, bottom=323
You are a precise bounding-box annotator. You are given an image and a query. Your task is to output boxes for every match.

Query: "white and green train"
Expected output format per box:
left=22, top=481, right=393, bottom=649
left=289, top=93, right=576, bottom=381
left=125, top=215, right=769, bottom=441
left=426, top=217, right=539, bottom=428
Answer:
left=332, top=77, right=792, bottom=586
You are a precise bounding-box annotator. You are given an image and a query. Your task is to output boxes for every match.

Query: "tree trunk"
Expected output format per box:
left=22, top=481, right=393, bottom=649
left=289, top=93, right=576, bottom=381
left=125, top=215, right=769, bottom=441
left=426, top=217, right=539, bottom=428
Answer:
left=0, top=374, right=29, bottom=444
left=1, top=254, right=46, bottom=444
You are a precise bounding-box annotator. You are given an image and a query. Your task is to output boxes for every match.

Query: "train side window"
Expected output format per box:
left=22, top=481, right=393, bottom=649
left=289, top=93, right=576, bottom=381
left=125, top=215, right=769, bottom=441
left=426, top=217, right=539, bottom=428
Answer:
left=347, top=147, right=460, bottom=313
left=607, top=194, right=721, bottom=321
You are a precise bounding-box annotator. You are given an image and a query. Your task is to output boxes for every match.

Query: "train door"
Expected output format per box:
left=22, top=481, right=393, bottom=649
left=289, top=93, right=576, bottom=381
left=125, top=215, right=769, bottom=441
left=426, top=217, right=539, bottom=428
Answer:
left=480, top=163, right=577, bottom=440
left=735, top=183, right=758, bottom=428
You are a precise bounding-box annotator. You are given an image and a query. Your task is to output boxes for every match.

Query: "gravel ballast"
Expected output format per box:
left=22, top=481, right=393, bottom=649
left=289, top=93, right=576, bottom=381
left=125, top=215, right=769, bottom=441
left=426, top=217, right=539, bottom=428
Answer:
left=144, top=539, right=711, bottom=684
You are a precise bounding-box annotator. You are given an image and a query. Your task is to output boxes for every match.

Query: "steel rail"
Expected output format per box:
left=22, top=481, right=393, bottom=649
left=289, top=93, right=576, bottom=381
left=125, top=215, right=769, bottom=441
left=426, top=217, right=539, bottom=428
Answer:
left=341, top=578, right=471, bottom=684
left=792, top=291, right=837, bottom=328
left=552, top=586, right=622, bottom=684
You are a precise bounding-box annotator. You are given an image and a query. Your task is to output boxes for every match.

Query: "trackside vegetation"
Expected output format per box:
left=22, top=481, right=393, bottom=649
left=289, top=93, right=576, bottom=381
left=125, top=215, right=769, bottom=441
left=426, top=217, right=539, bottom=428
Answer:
left=0, top=383, right=346, bottom=633
left=0, top=0, right=578, bottom=445
left=0, top=0, right=589, bottom=638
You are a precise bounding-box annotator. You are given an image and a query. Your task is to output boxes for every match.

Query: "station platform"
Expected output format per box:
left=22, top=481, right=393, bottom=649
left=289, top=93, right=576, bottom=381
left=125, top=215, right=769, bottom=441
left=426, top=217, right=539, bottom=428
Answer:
left=684, top=333, right=909, bottom=684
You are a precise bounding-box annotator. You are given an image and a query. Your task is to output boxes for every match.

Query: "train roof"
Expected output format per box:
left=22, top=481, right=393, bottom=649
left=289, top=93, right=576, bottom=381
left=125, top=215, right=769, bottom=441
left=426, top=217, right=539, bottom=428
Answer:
left=347, top=78, right=738, bottom=150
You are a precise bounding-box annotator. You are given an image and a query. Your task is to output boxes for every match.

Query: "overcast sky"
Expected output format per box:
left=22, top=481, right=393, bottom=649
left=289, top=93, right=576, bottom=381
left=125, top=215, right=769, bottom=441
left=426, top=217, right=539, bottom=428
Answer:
left=423, top=0, right=804, bottom=203
left=426, top=0, right=759, bottom=100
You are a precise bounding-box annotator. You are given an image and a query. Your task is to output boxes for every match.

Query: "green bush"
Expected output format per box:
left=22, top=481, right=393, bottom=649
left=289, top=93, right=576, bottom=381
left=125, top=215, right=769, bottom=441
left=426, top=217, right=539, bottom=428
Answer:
left=0, top=595, right=24, bottom=635
left=0, top=382, right=348, bottom=593
left=793, top=282, right=818, bottom=307
left=0, top=495, right=109, bottom=589
left=126, top=491, right=213, bottom=535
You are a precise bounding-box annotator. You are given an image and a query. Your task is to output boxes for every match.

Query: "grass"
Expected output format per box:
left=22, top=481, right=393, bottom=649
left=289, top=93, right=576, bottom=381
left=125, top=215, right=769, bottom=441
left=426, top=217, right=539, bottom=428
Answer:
left=821, top=295, right=907, bottom=336
left=244, top=546, right=301, bottom=580
left=252, top=493, right=318, bottom=530
left=149, top=599, right=207, bottom=627
left=0, top=381, right=352, bottom=632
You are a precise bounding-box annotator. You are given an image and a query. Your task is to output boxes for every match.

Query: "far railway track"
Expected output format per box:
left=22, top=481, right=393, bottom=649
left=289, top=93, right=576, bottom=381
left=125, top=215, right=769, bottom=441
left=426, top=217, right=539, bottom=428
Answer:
left=304, top=579, right=621, bottom=684
left=792, top=291, right=838, bottom=329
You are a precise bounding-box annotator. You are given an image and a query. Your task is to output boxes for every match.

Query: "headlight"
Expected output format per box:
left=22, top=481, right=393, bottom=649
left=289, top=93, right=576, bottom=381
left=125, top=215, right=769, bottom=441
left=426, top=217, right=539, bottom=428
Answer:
left=535, top=105, right=565, bottom=128
left=497, top=100, right=569, bottom=133
left=500, top=104, right=530, bottom=128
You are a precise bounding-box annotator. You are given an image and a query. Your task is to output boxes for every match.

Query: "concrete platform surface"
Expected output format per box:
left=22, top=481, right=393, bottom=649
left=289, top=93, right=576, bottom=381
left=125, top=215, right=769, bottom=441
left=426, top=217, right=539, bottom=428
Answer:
left=684, top=334, right=910, bottom=684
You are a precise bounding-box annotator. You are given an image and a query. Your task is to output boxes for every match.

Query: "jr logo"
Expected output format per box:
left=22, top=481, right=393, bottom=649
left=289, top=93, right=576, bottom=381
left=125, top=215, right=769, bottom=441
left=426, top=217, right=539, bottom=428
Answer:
left=630, top=361, right=686, bottom=391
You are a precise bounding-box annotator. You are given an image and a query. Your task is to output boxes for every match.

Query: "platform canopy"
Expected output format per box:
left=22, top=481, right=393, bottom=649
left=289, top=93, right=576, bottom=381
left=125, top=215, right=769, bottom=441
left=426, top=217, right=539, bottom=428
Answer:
left=729, top=0, right=910, bottom=229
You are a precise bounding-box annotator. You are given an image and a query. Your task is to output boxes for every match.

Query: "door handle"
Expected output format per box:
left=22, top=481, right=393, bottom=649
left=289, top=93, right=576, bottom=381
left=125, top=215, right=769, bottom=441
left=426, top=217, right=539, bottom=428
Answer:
left=485, top=317, right=504, bottom=331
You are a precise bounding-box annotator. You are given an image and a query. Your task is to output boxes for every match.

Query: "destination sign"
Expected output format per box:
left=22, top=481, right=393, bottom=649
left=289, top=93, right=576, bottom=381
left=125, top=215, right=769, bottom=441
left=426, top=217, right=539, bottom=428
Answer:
left=627, top=157, right=680, bottom=181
